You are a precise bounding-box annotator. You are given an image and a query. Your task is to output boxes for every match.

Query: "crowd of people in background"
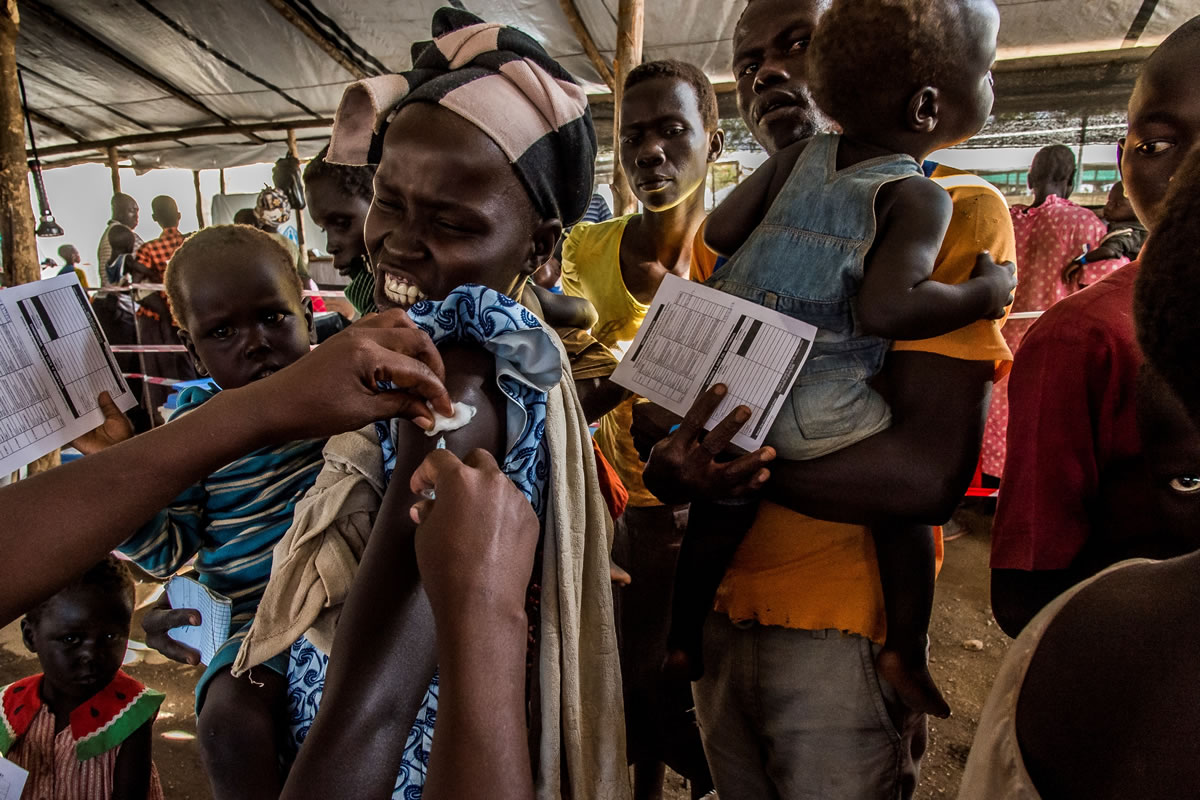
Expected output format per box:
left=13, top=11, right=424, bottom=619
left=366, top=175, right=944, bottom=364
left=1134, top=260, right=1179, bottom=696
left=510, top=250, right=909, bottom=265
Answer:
left=2, top=2, right=1200, bottom=799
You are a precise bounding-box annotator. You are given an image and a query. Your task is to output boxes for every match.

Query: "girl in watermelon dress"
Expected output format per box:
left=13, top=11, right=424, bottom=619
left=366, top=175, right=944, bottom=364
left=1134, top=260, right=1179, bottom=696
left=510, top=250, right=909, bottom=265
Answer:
left=1, top=556, right=164, bottom=799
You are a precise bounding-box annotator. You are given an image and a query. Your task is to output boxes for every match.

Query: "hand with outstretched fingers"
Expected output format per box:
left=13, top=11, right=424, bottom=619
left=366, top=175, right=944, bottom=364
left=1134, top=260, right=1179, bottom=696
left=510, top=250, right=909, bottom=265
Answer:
left=641, top=384, right=776, bottom=506
left=244, top=308, right=455, bottom=442
left=141, top=592, right=202, bottom=666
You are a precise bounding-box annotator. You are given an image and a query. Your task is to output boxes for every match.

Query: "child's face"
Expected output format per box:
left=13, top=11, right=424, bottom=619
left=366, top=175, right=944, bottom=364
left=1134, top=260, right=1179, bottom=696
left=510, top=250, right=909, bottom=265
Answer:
left=21, top=586, right=131, bottom=707
left=619, top=77, right=722, bottom=213
left=935, top=0, right=999, bottom=148
left=176, top=246, right=313, bottom=390
left=1120, top=46, right=1200, bottom=232
left=1103, top=182, right=1136, bottom=223
left=307, top=176, right=371, bottom=277
left=364, top=104, right=555, bottom=311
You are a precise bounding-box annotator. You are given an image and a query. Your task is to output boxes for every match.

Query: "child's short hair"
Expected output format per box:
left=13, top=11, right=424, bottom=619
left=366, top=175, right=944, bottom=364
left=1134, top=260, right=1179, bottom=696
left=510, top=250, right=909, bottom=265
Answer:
left=303, top=145, right=377, bottom=202
left=809, top=0, right=976, bottom=131
left=25, top=555, right=135, bottom=627
left=165, top=225, right=302, bottom=330
left=625, top=59, right=719, bottom=132
left=108, top=225, right=135, bottom=255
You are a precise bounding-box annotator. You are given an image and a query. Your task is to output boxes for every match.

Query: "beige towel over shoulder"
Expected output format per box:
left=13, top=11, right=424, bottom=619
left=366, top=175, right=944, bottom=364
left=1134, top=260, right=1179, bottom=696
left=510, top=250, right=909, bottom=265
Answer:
left=232, top=424, right=385, bottom=668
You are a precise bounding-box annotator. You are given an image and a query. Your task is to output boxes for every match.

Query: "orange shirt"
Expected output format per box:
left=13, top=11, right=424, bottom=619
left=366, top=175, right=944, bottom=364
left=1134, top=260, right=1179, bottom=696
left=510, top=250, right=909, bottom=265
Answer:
left=692, top=163, right=1016, bottom=643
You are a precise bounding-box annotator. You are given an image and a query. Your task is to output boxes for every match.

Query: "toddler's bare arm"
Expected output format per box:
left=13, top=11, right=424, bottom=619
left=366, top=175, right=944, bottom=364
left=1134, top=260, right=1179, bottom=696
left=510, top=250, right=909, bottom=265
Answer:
left=705, top=140, right=804, bottom=257
left=858, top=176, right=1014, bottom=340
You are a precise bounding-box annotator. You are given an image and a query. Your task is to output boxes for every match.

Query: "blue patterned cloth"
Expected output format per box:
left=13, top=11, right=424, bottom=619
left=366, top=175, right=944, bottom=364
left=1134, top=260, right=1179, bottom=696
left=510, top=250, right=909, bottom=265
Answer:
left=285, top=285, right=560, bottom=798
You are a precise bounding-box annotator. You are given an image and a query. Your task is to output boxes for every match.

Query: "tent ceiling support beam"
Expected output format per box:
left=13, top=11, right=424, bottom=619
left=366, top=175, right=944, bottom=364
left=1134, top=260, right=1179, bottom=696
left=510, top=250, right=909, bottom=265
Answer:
left=611, top=0, right=643, bottom=215
left=262, top=0, right=368, bottom=80
left=23, top=0, right=265, bottom=143
left=28, top=107, right=84, bottom=141
left=30, top=117, right=332, bottom=160
left=555, top=0, right=614, bottom=89
left=17, top=62, right=156, bottom=132
left=130, top=0, right=322, bottom=119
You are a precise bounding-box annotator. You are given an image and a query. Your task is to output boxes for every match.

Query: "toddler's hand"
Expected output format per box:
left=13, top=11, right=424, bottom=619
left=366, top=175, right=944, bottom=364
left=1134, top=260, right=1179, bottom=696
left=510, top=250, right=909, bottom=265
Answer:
left=141, top=592, right=203, bottom=666
left=970, top=251, right=1017, bottom=319
left=70, top=391, right=134, bottom=455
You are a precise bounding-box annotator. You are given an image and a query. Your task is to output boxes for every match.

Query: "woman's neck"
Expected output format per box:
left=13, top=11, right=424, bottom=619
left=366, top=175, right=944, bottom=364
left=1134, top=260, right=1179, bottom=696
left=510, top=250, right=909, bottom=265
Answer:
left=632, top=189, right=707, bottom=274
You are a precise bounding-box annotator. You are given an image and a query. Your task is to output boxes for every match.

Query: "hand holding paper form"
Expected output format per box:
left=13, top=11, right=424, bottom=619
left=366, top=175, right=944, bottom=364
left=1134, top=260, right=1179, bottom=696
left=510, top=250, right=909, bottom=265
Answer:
left=611, top=274, right=817, bottom=452
left=165, top=576, right=233, bottom=666
left=0, top=273, right=136, bottom=476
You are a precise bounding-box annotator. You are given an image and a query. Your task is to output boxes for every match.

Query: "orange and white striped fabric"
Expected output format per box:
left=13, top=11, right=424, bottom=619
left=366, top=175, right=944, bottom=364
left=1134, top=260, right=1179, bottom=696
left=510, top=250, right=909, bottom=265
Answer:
left=5, top=706, right=163, bottom=800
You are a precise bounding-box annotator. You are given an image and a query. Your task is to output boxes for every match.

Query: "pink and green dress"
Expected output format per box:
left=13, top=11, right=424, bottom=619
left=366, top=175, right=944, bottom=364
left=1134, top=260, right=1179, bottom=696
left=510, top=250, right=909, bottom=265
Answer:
left=0, top=671, right=165, bottom=799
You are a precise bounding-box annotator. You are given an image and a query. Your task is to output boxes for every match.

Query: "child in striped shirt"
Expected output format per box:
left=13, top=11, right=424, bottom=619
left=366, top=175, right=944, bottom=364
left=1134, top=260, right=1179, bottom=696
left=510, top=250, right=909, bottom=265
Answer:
left=118, top=224, right=322, bottom=798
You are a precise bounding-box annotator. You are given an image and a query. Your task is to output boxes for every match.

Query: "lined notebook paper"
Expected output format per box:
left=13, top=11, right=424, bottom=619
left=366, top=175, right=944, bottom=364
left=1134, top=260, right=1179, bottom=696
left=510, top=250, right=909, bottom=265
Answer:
left=165, top=576, right=232, bottom=665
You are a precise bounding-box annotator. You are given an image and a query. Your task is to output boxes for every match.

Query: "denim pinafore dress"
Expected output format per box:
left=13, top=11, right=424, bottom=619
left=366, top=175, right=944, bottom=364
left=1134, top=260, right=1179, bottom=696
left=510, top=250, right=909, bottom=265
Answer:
left=706, top=132, right=922, bottom=460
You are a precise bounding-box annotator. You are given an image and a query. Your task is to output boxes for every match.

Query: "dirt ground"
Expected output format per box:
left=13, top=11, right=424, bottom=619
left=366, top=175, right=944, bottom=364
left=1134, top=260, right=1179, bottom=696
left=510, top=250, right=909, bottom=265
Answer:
left=0, top=503, right=1005, bottom=799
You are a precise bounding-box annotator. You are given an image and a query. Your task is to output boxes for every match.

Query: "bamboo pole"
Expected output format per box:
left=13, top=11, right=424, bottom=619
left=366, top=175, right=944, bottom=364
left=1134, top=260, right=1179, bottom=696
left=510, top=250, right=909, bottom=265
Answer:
left=262, top=0, right=369, bottom=80
left=286, top=129, right=304, bottom=252
left=611, top=0, right=644, bottom=215
left=106, top=146, right=120, bottom=193
left=193, top=170, right=204, bottom=228
left=555, top=0, right=614, bottom=89
left=1, top=0, right=58, bottom=472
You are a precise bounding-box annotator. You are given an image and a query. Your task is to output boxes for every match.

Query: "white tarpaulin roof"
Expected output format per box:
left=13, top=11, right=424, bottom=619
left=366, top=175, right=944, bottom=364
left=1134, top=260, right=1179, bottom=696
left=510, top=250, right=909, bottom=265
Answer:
left=16, top=0, right=1200, bottom=169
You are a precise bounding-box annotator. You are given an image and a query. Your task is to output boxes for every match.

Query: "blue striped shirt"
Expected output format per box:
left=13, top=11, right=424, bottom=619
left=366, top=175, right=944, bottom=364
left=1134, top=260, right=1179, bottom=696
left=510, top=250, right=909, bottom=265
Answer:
left=119, top=385, right=326, bottom=630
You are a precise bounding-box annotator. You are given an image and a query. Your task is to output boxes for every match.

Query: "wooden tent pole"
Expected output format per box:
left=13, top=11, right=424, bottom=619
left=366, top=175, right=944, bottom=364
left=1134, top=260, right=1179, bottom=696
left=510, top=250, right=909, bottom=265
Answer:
left=1, top=0, right=58, bottom=473
left=555, top=0, right=615, bottom=89
left=611, top=0, right=644, bottom=215
left=1, top=0, right=37, bottom=289
left=286, top=129, right=305, bottom=252
left=262, top=0, right=368, bottom=80
left=193, top=170, right=204, bottom=228
left=106, top=146, right=120, bottom=193
left=218, top=168, right=226, bottom=195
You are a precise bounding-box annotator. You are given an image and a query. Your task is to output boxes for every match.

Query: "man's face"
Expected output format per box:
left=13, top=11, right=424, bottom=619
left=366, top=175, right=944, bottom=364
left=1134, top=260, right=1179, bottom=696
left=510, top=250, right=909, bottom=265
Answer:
left=114, top=198, right=138, bottom=229
left=732, top=0, right=833, bottom=154
left=1120, top=44, right=1200, bottom=232
left=618, top=77, right=721, bottom=213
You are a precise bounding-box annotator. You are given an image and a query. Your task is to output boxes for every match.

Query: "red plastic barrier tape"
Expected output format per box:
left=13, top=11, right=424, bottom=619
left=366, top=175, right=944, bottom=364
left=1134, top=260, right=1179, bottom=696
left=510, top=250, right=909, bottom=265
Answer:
left=122, top=373, right=183, bottom=386
left=88, top=283, right=350, bottom=299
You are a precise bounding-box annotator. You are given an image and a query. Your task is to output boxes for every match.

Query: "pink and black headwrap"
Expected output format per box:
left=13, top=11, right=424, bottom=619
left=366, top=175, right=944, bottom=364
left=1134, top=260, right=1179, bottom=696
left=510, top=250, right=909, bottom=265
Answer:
left=328, top=8, right=597, bottom=225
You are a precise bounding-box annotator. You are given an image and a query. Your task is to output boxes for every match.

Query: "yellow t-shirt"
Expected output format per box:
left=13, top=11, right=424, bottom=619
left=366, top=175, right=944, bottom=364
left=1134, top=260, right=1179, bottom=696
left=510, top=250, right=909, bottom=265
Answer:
left=690, top=166, right=1017, bottom=643
left=560, top=215, right=658, bottom=507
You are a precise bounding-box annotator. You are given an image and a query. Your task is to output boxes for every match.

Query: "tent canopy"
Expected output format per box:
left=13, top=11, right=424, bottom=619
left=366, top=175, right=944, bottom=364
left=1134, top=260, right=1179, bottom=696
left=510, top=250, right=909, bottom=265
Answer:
left=17, top=0, right=1196, bottom=170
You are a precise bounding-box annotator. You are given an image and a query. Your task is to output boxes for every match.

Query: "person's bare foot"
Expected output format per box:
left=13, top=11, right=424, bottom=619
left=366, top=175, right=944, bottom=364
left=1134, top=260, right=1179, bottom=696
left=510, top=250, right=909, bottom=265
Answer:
left=876, top=646, right=951, bottom=718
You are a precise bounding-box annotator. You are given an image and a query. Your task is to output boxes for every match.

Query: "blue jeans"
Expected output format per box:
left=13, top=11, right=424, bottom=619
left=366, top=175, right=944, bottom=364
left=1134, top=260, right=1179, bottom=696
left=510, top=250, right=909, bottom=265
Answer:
left=692, top=613, right=926, bottom=800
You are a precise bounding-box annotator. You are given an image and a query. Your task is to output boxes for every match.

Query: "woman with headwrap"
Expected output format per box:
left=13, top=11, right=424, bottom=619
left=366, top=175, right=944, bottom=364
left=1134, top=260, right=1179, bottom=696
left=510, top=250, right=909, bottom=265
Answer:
left=233, top=9, right=628, bottom=800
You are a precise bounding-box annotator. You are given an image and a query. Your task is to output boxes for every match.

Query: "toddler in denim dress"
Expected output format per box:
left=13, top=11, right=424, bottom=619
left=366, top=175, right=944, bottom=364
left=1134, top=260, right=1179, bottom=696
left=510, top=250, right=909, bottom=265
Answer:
left=664, top=0, right=1016, bottom=720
